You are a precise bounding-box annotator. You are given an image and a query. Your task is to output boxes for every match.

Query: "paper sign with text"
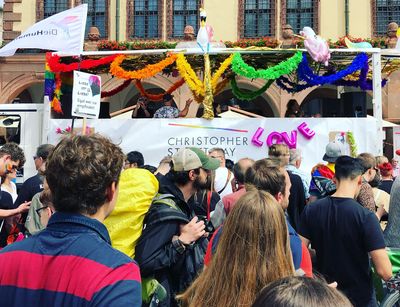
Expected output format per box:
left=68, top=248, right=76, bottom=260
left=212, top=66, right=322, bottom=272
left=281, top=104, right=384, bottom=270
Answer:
left=72, top=71, right=101, bottom=118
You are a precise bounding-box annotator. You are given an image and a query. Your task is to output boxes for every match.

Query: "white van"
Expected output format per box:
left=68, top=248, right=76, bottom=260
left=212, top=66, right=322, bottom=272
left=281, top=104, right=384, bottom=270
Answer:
left=0, top=104, right=44, bottom=184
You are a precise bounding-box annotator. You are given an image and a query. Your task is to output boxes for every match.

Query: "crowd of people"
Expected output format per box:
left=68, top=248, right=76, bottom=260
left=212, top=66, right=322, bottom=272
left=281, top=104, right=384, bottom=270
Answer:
left=0, top=135, right=398, bottom=306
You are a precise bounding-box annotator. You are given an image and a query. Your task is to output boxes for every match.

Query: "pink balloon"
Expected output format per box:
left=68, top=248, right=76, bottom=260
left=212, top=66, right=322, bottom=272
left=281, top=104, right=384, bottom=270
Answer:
left=298, top=122, right=315, bottom=139
left=251, top=127, right=264, bottom=147
left=267, top=132, right=283, bottom=147
left=281, top=131, right=297, bottom=149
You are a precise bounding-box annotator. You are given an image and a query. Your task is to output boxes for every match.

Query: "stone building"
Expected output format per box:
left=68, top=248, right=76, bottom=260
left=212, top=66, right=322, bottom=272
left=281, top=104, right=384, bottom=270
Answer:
left=1, top=0, right=400, bottom=121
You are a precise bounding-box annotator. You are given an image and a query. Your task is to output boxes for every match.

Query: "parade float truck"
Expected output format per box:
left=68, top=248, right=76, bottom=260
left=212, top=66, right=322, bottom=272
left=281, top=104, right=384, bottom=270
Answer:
left=0, top=46, right=389, bottom=183
left=0, top=4, right=388, bottom=184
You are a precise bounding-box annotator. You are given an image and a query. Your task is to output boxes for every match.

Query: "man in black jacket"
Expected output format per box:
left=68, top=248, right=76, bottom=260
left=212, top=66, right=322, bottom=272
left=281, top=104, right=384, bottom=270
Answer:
left=14, top=144, right=54, bottom=208
left=135, top=147, right=219, bottom=307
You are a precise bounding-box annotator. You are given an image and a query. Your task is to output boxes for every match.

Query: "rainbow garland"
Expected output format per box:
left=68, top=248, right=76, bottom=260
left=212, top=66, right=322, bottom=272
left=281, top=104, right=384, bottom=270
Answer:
left=277, top=53, right=387, bottom=93
left=231, top=77, right=274, bottom=101
left=231, top=51, right=302, bottom=80
left=298, top=53, right=369, bottom=85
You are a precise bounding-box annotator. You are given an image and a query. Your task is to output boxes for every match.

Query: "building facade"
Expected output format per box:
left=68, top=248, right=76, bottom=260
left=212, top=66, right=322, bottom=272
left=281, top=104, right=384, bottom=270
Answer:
left=1, top=0, right=400, bottom=120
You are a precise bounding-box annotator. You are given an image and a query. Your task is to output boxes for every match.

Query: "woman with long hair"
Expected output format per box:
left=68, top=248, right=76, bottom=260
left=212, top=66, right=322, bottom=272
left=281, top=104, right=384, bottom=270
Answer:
left=178, top=190, right=294, bottom=307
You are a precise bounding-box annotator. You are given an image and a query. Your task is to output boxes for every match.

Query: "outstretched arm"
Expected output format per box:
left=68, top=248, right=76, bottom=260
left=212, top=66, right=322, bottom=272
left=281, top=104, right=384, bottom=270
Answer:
left=178, top=99, right=193, bottom=118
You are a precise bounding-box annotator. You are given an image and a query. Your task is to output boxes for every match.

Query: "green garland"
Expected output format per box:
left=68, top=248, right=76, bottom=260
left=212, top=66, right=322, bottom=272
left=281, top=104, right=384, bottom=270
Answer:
left=347, top=131, right=358, bottom=157
left=231, top=51, right=303, bottom=80
left=231, top=77, right=274, bottom=101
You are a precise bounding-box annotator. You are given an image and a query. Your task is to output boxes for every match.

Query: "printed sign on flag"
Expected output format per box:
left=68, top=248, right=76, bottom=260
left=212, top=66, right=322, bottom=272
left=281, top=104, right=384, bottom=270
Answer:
left=72, top=71, right=101, bottom=119
left=0, top=4, right=87, bottom=57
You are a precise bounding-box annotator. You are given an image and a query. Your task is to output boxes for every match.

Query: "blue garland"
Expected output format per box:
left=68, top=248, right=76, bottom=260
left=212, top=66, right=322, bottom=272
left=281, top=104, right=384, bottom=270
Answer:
left=333, top=59, right=387, bottom=90
left=298, top=53, right=369, bottom=86
left=276, top=76, right=313, bottom=93
left=277, top=52, right=387, bottom=93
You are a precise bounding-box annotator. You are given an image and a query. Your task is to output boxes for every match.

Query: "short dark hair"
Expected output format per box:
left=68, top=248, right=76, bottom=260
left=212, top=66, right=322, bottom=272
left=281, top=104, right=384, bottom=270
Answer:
left=36, top=144, right=55, bottom=161
left=252, top=276, right=352, bottom=307
left=245, top=159, right=285, bottom=196
left=335, top=156, right=364, bottom=181
left=0, top=142, right=25, bottom=167
left=127, top=151, right=144, bottom=167
left=46, top=134, right=125, bottom=215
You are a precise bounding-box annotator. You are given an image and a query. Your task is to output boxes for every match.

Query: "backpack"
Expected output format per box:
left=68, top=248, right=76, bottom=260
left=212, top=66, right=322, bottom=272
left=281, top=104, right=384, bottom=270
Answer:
left=104, top=169, right=186, bottom=306
left=104, top=168, right=159, bottom=258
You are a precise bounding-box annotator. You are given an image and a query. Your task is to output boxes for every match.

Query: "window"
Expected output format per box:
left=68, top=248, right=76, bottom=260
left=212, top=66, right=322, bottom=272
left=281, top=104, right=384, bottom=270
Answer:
left=132, top=0, right=160, bottom=39
left=44, top=0, right=69, bottom=18
left=0, top=115, right=21, bottom=145
left=81, top=0, right=108, bottom=38
left=374, top=0, right=400, bottom=36
left=37, top=0, right=70, bottom=21
left=169, top=0, right=200, bottom=38
left=240, top=0, right=275, bottom=38
left=285, top=0, right=316, bottom=34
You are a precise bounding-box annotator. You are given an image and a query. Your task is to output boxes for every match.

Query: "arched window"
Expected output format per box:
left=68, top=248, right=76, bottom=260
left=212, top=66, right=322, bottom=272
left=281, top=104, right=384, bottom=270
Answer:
left=168, top=0, right=201, bottom=38
left=36, top=0, right=70, bottom=21
left=372, top=0, right=400, bottom=36
left=239, top=0, right=276, bottom=38
left=282, top=0, right=319, bottom=35
left=80, top=0, right=109, bottom=38
left=127, top=0, right=162, bottom=39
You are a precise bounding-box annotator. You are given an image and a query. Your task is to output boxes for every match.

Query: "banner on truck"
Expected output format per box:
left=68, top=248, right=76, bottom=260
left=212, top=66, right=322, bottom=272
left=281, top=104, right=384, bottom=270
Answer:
left=0, top=4, right=87, bottom=57
left=48, top=117, right=378, bottom=172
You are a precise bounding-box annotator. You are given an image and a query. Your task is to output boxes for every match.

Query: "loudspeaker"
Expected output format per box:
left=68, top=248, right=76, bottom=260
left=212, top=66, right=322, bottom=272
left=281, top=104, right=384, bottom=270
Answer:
left=341, top=92, right=367, bottom=117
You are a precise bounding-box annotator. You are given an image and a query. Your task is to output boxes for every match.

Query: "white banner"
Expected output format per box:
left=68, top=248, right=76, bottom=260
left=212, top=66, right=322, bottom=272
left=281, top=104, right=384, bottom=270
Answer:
left=48, top=118, right=378, bottom=172
left=0, top=4, right=87, bottom=57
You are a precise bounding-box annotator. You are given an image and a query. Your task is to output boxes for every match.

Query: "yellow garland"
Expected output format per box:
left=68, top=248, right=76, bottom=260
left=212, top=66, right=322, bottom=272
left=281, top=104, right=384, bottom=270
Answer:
left=211, top=54, right=234, bottom=91
left=110, top=54, right=178, bottom=80
left=176, top=54, right=205, bottom=96
left=192, top=78, right=230, bottom=104
left=176, top=54, right=234, bottom=97
left=203, top=54, right=214, bottom=119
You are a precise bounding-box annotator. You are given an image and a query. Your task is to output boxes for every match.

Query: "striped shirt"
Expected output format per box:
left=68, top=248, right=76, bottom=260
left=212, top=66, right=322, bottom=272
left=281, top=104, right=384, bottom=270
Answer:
left=0, top=212, right=141, bottom=306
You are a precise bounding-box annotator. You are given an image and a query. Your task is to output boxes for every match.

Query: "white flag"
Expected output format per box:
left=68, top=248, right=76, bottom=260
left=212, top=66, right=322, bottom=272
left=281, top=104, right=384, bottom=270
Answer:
left=0, top=4, right=88, bottom=57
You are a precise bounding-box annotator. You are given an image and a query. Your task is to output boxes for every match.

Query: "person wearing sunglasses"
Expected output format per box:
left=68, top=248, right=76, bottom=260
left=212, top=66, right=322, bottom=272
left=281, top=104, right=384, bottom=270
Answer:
left=35, top=187, right=54, bottom=228
left=0, top=143, right=30, bottom=220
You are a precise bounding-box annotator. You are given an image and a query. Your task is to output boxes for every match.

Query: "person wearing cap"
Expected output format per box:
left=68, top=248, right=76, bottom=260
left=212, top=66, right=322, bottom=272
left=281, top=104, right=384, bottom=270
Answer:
left=135, top=148, right=219, bottom=307
left=309, top=141, right=344, bottom=203
left=153, top=94, right=193, bottom=119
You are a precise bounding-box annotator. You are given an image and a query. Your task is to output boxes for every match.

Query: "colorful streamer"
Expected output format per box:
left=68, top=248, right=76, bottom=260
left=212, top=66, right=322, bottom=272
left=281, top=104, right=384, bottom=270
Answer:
left=231, top=78, right=274, bottom=101
left=231, top=51, right=302, bottom=80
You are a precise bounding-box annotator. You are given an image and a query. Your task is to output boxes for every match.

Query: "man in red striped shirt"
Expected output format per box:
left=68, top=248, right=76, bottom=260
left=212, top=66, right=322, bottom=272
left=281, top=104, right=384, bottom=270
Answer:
left=0, top=134, right=141, bottom=306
